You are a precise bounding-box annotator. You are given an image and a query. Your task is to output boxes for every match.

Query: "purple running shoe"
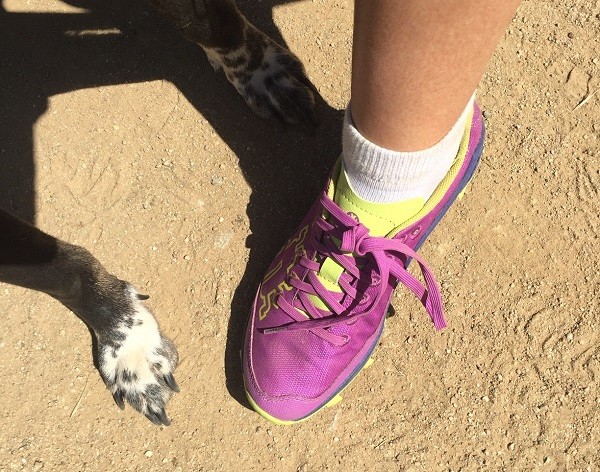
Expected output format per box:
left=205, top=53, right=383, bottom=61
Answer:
left=243, top=104, right=485, bottom=423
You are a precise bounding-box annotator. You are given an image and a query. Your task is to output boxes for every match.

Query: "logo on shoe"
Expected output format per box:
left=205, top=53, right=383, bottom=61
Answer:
left=258, top=225, right=309, bottom=320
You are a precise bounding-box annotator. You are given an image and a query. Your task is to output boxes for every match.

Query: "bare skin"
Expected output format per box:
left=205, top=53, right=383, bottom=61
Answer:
left=351, top=0, right=523, bottom=151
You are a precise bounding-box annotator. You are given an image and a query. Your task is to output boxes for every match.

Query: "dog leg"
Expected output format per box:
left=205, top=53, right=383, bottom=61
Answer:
left=147, top=0, right=317, bottom=128
left=0, top=209, right=179, bottom=426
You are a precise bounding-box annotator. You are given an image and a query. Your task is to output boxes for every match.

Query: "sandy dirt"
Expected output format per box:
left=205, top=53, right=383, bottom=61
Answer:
left=0, top=0, right=599, bottom=470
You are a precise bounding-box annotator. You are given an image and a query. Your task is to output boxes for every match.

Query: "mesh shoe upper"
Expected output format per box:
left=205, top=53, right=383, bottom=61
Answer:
left=243, top=104, right=484, bottom=423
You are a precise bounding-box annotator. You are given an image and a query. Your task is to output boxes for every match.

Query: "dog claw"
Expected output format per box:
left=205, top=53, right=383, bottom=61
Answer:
left=164, top=373, right=180, bottom=392
left=136, top=293, right=150, bottom=300
left=146, top=409, right=171, bottom=426
left=113, top=389, right=125, bottom=410
left=157, top=409, right=171, bottom=426
left=145, top=410, right=162, bottom=426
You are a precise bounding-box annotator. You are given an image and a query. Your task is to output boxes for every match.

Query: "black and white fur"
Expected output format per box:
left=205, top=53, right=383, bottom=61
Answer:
left=151, top=0, right=316, bottom=127
left=0, top=0, right=316, bottom=425
left=0, top=210, right=180, bottom=425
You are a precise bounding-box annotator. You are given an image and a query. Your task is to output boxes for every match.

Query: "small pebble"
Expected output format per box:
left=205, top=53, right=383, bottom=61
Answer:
left=508, top=443, right=515, bottom=451
left=214, top=233, right=232, bottom=249
left=144, top=450, right=153, bottom=458
left=566, top=332, right=574, bottom=342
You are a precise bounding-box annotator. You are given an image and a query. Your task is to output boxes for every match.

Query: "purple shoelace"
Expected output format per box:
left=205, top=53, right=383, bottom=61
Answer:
left=262, top=192, right=446, bottom=344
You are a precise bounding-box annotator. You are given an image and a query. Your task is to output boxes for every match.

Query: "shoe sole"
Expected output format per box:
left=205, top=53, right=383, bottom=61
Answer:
left=246, top=122, right=485, bottom=424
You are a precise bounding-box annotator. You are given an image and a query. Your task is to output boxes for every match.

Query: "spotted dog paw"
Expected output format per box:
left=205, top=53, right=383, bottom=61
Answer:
left=97, top=287, right=179, bottom=426
left=203, top=22, right=317, bottom=129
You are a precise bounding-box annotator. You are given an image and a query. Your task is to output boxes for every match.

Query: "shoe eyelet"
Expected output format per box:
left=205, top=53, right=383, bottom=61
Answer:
left=359, top=293, right=370, bottom=305
left=371, top=274, right=381, bottom=286
left=347, top=212, right=360, bottom=223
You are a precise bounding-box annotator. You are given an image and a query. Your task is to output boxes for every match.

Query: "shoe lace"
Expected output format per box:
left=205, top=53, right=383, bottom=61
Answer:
left=261, top=192, right=446, bottom=345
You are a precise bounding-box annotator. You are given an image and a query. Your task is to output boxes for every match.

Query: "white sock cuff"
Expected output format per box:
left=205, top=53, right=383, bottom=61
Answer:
left=342, top=95, right=475, bottom=203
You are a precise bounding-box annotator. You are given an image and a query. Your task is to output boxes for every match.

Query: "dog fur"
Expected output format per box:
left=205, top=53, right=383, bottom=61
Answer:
left=0, top=0, right=316, bottom=425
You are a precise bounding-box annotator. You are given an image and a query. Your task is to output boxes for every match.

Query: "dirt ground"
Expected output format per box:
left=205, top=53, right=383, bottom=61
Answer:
left=0, top=0, right=599, bottom=470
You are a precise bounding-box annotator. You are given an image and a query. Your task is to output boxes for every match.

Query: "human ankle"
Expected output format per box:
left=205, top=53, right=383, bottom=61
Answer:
left=341, top=95, right=475, bottom=204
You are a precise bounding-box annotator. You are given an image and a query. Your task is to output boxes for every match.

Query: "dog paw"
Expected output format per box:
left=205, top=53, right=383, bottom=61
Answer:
left=203, top=23, right=317, bottom=130
left=97, top=287, right=179, bottom=426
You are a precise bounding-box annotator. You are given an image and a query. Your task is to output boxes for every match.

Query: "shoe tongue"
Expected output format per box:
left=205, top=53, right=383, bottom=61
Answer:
left=308, top=164, right=426, bottom=313
left=332, top=166, right=425, bottom=237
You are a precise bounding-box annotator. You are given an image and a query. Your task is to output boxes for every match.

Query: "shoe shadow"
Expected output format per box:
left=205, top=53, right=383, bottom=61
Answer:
left=0, top=0, right=344, bottom=408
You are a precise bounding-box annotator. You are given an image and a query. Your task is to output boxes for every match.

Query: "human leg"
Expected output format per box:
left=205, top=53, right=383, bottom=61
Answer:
left=351, top=0, right=522, bottom=151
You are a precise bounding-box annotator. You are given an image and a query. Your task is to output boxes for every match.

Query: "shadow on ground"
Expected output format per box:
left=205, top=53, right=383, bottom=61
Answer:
left=0, top=0, right=343, bottom=409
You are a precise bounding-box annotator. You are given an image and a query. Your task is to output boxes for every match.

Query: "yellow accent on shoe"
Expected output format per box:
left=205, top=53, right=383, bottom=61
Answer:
left=333, top=165, right=425, bottom=237
left=311, top=257, right=344, bottom=310
left=325, top=394, right=343, bottom=407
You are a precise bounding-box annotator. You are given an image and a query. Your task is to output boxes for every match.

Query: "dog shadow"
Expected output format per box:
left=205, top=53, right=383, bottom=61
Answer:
left=0, top=0, right=344, bottom=409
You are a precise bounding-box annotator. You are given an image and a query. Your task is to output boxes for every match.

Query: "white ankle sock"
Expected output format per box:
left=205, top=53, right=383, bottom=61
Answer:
left=342, top=95, right=475, bottom=204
